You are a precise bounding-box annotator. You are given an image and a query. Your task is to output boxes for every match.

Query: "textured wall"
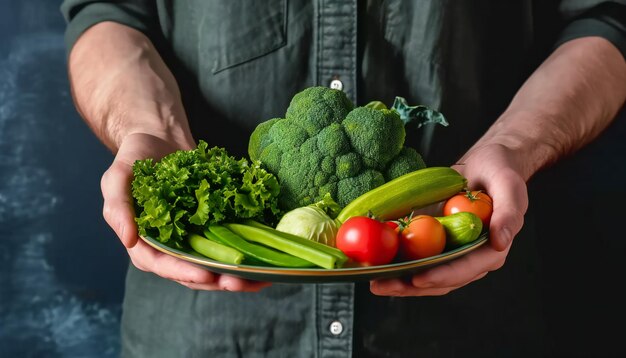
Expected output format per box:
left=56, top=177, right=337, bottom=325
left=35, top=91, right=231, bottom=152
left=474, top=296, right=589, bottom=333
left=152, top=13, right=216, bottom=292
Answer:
left=0, top=2, right=127, bottom=357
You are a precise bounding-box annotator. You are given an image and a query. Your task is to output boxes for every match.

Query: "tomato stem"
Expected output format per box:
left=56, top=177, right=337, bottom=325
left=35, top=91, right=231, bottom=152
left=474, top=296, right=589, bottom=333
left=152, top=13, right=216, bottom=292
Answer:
left=395, top=211, right=415, bottom=232
left=465, top=189, right=482, bottom=202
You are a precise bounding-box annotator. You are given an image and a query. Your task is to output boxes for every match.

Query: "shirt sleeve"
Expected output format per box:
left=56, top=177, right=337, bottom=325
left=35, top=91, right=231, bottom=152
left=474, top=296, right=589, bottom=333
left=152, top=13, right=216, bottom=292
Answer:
left=60, top=0, right=159, bottom=58
left=555, top=1, right=626, bottom=59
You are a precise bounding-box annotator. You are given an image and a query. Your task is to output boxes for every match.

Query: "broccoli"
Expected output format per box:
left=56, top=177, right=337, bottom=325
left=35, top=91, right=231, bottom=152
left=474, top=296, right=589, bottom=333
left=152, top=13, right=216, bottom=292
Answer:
left=249, top=86, right=441, bottom=210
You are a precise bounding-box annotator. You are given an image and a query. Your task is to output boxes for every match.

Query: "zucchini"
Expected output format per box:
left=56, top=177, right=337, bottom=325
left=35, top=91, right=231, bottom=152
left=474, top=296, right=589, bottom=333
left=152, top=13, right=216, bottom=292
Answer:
left=336, top=166, right=467, bottom=223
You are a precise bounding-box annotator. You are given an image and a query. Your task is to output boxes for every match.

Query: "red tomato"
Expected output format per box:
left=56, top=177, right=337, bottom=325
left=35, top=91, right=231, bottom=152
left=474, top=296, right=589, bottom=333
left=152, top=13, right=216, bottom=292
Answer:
left=385, top=220, right=400, bottom=231
left=399, top=215, right=446, bottom=260
left=336, top=216, right=399, bottom=266
left=442, top=190, right=493, bottom=226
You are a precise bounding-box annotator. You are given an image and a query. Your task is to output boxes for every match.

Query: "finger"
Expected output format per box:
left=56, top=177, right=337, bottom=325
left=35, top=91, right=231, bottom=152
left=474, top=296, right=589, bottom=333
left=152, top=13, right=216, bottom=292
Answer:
left=129, top=240, right=272, bottom=292
left=129, top=239, right=217, bottom=284
left=101, top=160, right=138, bottom=248
left=216, top=275, right=273, bottom=292
left=370, top=271, right=489, bottom=297
left=174, top=277, right=272, bottom=292
left=174, top=280, right=222, bottom=291
left=370, top=278, right=454, bottom=297
left=409, top=244, right=509, bottom=289
left=484, top=168, right=528, bottom=251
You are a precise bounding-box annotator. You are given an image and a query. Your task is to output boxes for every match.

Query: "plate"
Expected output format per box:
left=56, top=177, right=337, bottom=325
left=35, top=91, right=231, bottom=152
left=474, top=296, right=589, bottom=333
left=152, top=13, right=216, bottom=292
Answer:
left=140, top=232, right=489, bottom=283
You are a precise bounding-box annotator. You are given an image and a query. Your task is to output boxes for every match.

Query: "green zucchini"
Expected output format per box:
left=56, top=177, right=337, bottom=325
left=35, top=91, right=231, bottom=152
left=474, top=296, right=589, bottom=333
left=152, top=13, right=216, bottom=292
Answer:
left=336, top=166, right=467, bottom=223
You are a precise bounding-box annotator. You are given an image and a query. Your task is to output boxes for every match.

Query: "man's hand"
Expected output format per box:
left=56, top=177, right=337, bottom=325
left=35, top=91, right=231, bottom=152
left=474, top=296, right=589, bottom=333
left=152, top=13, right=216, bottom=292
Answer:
left=101, top=133, right=271, bottom=292
left=370, top=37, right=625, bottom=297
left=370, top=143, right=527, bottom=296
left=68, top=22, right=271, bottom=292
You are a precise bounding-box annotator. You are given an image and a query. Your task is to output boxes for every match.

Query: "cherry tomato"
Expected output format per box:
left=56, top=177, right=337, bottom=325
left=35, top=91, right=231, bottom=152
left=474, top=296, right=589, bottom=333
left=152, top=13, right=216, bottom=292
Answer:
left=336, top=216, right=399, bottom=266
left=443, top=190, right=493, bottom=227
left=399, top=215, right=446, bottom=260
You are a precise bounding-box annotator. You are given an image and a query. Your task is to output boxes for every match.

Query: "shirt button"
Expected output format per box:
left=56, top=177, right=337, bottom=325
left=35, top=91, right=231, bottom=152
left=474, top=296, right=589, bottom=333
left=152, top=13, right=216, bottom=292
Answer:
left=329, top=321, right=343, bottom=336
left=329, top=79, right=343, bottom=91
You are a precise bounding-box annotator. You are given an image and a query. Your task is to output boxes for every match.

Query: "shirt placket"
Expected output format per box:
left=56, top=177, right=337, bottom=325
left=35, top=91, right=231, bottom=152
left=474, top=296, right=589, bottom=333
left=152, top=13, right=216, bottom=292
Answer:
left=316, top=0, right=358, bottom=103
left=314, top=2, right=357, bottom=357
left=316, top=282, right=354, bottom=358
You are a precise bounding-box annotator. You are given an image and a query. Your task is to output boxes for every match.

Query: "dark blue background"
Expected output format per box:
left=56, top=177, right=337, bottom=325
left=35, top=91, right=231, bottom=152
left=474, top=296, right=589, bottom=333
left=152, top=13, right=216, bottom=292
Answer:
left=1, top=1, right=625, bottom=357
left=0, top=1, right=127, bottom=357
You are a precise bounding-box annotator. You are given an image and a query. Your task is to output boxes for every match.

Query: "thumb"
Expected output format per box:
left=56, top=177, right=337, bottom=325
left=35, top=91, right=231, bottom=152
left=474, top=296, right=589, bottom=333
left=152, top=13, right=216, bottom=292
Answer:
left=486, top=168, right=528, bottom=251
left=101, top=159, right=139, bottom=248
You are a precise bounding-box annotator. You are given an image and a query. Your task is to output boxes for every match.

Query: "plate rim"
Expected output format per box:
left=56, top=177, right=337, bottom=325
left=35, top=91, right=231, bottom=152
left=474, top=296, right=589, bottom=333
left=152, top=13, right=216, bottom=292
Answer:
left=140, top=232, right=489, bottom=278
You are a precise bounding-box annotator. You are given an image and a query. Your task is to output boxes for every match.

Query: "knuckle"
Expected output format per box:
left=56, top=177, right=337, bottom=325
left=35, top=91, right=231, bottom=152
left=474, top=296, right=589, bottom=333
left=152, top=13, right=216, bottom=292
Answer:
left=102, top=202, right=114, bottom=225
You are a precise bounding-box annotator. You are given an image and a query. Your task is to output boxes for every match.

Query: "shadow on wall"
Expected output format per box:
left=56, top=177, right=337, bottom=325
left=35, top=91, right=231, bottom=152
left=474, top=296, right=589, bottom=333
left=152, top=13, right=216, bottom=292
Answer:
left=0, top=1, right=128, bottom=357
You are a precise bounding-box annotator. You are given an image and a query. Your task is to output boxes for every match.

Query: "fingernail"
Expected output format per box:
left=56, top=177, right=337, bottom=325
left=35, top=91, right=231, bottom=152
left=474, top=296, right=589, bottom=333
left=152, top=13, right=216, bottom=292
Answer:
left=499, top=227, right=512, bottom=247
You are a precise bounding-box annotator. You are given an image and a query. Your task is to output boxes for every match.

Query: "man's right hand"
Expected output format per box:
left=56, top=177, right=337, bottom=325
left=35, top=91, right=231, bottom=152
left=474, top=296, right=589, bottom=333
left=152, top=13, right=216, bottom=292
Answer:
left=68, top=22, right=270, bottom=292
left=101, top=133, right=271, bottom=292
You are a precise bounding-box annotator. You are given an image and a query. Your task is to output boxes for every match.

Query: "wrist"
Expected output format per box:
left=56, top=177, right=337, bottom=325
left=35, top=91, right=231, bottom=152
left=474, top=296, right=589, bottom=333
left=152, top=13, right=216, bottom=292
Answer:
left=101, top=88, right=195, bottom=151
left=68, top=22, right=194, bottom=152
left=464, top=110, right=564, bottom=181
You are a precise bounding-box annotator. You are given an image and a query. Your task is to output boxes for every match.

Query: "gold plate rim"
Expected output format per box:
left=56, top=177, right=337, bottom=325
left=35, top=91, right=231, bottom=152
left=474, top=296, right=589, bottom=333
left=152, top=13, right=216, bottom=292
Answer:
left=139, top=232, right=489, bottom=278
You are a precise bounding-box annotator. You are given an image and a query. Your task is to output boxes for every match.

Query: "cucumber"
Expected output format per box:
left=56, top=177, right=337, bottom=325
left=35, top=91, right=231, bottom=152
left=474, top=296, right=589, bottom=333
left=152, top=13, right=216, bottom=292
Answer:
left=436, top=212, right=483, bottom=248
left=336, top=166, right=467, bottom=223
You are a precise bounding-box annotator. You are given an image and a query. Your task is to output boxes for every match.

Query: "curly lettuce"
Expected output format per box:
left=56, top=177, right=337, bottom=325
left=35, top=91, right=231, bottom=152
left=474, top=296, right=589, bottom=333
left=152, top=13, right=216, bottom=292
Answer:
left=131, top=140, right=281, bottom=248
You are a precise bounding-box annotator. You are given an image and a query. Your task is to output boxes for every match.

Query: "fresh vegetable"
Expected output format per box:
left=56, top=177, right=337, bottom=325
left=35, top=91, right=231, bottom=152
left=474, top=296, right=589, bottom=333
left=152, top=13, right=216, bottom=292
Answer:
left=248, top=86, right=447, bottom=210
left=275, top=193, right=341, bottom=246
left=243, top=219, right=348, bottom=265
left=436, top=212, right=483, bottom=249
left=443, top=190, right=493, bottom=226
left=188, top=233, right=244, bottom=264
left=398, top=215, right=446, bottom=261
left=336, top=166, right=467, bottom=223
left=224, top=222, right=347, bottom=269
left=131, top=140, right=281, bottom=248
left=205, top=225, right=315, bottom=267
left=335, top=216, right=399, bottom=266
left=385, top=220, right=400, bottom=231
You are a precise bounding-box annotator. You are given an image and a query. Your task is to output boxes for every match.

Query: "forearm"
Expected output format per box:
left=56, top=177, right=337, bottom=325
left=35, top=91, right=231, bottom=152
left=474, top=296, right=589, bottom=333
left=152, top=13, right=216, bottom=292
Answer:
left=468, top=37, right=626, bottom=181
left=67, top=21, right=194, bottom=152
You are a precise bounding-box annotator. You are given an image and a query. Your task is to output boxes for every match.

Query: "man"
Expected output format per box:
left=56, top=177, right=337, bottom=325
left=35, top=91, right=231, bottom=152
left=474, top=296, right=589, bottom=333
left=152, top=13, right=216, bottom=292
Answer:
left=62, top=1, right=626, bottom=356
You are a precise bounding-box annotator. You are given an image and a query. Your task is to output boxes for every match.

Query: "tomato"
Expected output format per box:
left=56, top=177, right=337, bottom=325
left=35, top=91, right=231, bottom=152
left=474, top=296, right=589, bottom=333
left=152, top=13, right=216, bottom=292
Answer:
left=336, top=216, right=399, bottom=266
left=385, top=220, right=400, bottom=231
left=443, top=190, right=493, bottom=227
left=399, top=215, right=446, bottom=260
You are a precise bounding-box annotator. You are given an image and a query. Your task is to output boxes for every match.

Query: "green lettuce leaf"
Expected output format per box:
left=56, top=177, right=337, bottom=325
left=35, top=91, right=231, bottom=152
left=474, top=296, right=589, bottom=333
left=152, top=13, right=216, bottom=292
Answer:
left=131, top=141, right=282, bottom=247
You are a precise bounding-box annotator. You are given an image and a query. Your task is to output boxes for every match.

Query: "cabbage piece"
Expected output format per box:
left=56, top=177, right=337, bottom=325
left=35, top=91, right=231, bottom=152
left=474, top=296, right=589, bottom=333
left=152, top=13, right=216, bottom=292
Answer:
left=275, top=193, right=341, bottom=247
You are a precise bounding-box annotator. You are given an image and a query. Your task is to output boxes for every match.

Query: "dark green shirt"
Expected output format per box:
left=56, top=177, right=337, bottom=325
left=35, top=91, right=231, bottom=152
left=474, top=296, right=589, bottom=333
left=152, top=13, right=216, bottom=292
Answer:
left=61, top=1, right=626, bottom=357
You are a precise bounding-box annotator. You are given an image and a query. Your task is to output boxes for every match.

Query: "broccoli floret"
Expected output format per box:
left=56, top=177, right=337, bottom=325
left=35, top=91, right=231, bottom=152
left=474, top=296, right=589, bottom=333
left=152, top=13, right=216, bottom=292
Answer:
left=337, top=170, right=385, bottom=207
left=286, top=86, right=353, bottom=135
left=248, top=86, right=432, bottom=211
left=317, top=122, right=350, bottom=156
left=248, top=117, right=281, bottom=162
left=336, top=152, right=362, bottom=180
left=343, top=106, right=405, bottom=170
left=384, top=146, right=427, bottom=181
